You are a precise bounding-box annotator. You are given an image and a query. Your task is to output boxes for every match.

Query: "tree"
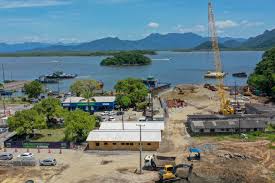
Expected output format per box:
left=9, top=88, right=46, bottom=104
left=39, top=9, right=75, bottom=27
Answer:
left=248, top=48, right=275, bottom=97
left=24, top=81, right=43, bottom=98
left=100, top=51, right=152, bottom=66
left=64, top=109, right=96, bottom=142
left=116, top=95, right=131, bottom=109
left=115, top=78, right=148, bottom=109
left=7, top=109, right=46, bottom=136
left=33, top=98, right=67, bottom=124
left=70, top=80, right=100, bottom=114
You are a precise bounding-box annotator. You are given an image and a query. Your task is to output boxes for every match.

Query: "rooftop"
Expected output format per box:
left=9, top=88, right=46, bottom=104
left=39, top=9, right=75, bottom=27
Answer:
left=191, top=119, right=267, bottom=129
left=86, top=130, right=161, bottom=142
left=99, top=121, right=165, bottom=130
left=63, top=96, right=116, bottom=103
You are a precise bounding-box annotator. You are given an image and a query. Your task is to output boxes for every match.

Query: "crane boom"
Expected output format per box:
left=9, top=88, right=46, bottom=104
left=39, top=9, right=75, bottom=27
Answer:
left=208, top=1, right=234, bottom=115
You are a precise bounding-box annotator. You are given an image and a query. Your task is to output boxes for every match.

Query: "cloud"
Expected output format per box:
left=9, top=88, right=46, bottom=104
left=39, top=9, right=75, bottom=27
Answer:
left=148, top=22, right=159, bottom=29
left=176, top=24, right=206, bottom=33
left=0, top=0, right=71, bottom=9
left=240, top=20, right=264, bottom=27
left=216, top=20, right=239, bottom=29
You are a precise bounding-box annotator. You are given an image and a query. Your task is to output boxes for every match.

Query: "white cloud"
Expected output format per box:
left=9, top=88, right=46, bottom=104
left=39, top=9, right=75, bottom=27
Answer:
left=240, top=20, right=264, bottom=27
left=0, top=0, right=71, bottom=9
left=176, top=24, right=206, bottom=33
left=148, top=22, right=159, bottom=29
left=216, top=20, right=239, bottom=29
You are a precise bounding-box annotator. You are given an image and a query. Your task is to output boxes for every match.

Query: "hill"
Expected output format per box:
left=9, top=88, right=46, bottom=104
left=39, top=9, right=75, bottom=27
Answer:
left=193, top=41, right=228, bottom=50
left=241, top=29, right=275, bottom=49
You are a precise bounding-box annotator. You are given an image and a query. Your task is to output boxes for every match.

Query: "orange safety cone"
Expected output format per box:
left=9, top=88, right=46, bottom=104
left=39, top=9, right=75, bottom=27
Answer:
left=48, top=148, right=51, bottom=154
left=59, top=149, right=62, bottom=154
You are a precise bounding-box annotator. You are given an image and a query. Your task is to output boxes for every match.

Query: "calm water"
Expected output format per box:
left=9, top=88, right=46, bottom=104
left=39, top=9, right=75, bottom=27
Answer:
left=0, top=51, right=263, bottom=91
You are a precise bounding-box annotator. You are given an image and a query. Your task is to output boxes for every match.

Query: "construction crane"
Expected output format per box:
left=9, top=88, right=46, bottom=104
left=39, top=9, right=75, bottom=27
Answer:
left=207, top=1, right=234, bottom=115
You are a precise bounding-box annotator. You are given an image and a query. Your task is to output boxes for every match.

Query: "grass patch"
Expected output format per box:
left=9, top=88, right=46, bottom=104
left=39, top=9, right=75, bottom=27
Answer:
left=31, top=128, right=65, bottom=142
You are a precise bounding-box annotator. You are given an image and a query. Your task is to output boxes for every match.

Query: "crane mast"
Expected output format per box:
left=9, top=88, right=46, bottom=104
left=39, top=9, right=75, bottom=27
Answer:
left=208, top=1, right=234, bottom=115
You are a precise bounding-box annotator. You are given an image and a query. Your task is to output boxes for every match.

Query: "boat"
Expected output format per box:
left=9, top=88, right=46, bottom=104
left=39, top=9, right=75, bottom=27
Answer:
left=36, top=76, right=59, bottom=84
left=44, top=71, right=77, bottom=79
left=204, top=71, right=226, bottom=78
left=151, top=58, right=171, bottom=61
left=232, top=72, right=247, bottom=78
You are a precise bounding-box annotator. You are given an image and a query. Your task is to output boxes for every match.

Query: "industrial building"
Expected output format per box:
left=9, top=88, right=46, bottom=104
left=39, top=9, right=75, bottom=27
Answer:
left=187, top=114, right=269, bottom=134
left=62, top=96, right=116, bottom=112
left=86, top=121, right=164, bottom=151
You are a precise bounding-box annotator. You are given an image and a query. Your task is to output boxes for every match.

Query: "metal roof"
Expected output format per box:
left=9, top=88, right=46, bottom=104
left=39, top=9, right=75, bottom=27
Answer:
left=99, top=121, right=165, bottom=130
left=86, top=130, right=162, bottom=142
left=62, top=96, right=116, bottom=104
left=191, top=119, right=267, bottom=129
left=93, top=96, right=116, bottom=103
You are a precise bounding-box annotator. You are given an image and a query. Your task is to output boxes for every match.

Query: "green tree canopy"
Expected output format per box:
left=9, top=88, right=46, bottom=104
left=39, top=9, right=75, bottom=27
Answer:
left=64, top=109, right=96, bottom=142
left=70, top=80, right=100, bottom=97
left=248, top=48, right=275, bottom=97
left=100, top=52, right=152, bottom=66
left=8, top=109, right=46, bottom=136
left=115, top=78, right=148, bottom=109
left=33, top=98, right=67, bottom=124
left=24, top=81, right=43, bottom=98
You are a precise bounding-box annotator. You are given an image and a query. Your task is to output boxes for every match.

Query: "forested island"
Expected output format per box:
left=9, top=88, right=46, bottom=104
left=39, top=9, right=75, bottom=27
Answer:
left=100, top=51, right=152, bottom=66
left=0, top=50, right=156, bottom=57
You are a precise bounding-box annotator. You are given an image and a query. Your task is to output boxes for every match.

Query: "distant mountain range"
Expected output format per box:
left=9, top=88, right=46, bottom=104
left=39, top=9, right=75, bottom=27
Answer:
left=0, top=28, right=274, bottom=53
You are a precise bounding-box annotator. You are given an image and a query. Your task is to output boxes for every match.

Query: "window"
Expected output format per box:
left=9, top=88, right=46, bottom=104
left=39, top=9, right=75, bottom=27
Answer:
left=126, top=143, right=129, bottom=145
left=210, top=129, right=215, bottom=133
left=221, top=129, right=225, bottom=131
left=95, top=142, right=100, bottom=146
left=254, top=128, right=257, bottom=131
left=112, top=143, right=117, bottom=145
left=226, top=129, right=230, bottom=132
left=130, top=143, right=133, bottom=146
left=104, top=142, right=108, bottom=145
left=200, top=129, right=204, bottom=133
left=121, top=143, right=125, bottom=145
left=147, top=143, right=151, bottom=146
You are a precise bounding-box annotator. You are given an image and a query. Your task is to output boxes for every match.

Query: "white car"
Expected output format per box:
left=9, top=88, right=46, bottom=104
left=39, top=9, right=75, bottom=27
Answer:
left=108, top=116, right=115, bottom=121
left=17, top=152, right=34, bottom=159
left=101, top=111, right=109, bottom=116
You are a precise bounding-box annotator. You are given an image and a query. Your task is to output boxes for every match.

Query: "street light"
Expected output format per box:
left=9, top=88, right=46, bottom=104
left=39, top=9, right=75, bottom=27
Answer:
left=136, top=123, right=145, bottom=174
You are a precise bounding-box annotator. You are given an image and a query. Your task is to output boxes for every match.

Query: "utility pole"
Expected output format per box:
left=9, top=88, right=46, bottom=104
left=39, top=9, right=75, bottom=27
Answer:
left=136, top=123, right=145, bottom=174
left=121, top=108, right=124, bottom=130
left=1, top=64, right=6, bottom=115
left=150, top=88, right=154, bottom=120
left=238, top=116, right=241, bottom=137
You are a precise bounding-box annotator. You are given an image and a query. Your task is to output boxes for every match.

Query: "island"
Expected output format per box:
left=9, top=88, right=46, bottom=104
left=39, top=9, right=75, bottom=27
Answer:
left=100, top=51, right=152, bottom=66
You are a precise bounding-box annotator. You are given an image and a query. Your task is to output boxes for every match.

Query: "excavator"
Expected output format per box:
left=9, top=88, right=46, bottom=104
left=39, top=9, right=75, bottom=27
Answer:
left=207, top=1, right=234, bottom=115
left=158, top=164, right=193, bottom=182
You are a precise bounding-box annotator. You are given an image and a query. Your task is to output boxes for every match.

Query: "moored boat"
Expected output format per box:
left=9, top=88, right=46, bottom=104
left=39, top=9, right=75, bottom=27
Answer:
left=232, top=72, right=247, bottom=78
left=204, top=71, right=226, bottom=78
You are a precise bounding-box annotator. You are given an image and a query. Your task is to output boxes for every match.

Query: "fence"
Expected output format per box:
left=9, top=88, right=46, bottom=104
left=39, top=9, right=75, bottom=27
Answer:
left=0, top=158, right=36, bottom=167
left=4, top=141, right=70, bottom=149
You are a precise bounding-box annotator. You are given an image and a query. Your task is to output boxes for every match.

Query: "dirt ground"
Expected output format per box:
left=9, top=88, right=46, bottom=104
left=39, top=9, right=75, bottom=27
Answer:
left=0, top=84, right=274, bottom=183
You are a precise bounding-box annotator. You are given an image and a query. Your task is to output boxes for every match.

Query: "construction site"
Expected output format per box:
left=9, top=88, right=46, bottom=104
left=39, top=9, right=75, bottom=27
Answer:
left=0, top=1, right=274, bottom=183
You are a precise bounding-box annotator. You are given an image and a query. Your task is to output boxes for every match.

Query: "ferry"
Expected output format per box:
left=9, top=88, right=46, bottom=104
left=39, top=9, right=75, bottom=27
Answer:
left=44, top=71, right=77, bottom=79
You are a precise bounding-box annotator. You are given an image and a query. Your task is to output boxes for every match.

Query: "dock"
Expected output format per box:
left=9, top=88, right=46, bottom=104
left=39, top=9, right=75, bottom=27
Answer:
left=3, top=80, right=31, bottom=90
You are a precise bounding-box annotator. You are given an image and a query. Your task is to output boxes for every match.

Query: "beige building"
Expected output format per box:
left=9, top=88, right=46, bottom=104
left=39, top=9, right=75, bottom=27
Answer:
left=86, top=129, right=162, bottom=151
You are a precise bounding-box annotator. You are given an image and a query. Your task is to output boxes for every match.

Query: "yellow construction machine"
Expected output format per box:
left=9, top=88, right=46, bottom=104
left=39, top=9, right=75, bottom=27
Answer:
left=208, top=1, right=234, bottom=115
left=158, top=164, right=193, bottom=182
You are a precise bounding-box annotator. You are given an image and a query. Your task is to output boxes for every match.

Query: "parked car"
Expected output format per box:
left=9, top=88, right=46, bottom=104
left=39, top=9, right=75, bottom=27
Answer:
left=0, top=128, right=7, bottom=134
left=0, top=152, right=13, bottom=160
left=39, top=158, right=57, bottom=166
left=108, top=116, right=115, bottom=121
left=17, top=152, right=34, bottom=159
left=116, top=111, right=124, bottom=116
left=100, top=111, right=109, bottom=116
left=108, top=111, right=116, bottom=116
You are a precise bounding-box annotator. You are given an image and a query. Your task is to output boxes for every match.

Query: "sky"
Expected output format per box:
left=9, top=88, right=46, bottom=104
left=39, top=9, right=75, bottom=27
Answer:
left=0, top=0, right=274, bottom=43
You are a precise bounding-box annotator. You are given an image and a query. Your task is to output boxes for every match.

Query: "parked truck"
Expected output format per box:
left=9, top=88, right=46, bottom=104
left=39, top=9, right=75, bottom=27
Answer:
left=143, top=154, right=176, bottom=171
